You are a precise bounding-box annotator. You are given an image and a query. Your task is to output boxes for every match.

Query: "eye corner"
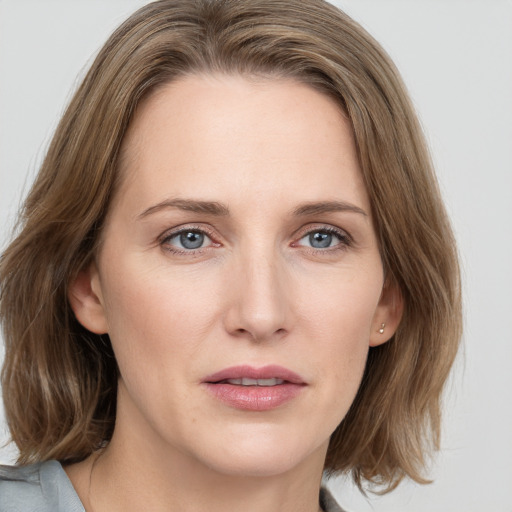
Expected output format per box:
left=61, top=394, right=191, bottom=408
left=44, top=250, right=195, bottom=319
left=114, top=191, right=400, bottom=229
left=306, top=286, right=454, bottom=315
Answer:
left=159, top=224, right=222, bottom=255
left=292, top=225, right=353, bottom=252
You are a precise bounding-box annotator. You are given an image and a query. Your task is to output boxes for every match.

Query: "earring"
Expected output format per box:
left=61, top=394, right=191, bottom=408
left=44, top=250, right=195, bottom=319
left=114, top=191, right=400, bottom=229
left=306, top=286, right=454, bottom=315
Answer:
left=378, top=323, right=385, bottom=334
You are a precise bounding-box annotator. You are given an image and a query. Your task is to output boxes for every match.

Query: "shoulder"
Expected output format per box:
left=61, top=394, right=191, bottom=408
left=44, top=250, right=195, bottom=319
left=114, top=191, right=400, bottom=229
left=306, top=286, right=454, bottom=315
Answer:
left=0, top=460, right=84, bottom=512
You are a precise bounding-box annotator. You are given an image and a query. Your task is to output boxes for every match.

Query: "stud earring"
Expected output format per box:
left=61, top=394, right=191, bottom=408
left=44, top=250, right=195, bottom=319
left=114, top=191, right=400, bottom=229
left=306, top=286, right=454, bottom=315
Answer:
left=378, top=323, right=385, bottom=334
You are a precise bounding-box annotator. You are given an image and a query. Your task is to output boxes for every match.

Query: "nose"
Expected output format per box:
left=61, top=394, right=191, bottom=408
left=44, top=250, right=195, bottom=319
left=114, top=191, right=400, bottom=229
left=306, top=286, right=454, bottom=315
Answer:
left=223, top=249, right=291, bottom=343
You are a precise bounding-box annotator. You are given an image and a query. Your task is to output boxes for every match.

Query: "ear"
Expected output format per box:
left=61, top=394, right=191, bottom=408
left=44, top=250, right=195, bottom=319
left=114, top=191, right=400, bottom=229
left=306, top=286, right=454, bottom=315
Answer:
left=369, top=278, right=403, bottom=347
left=68, top=262, right=109, bottom=334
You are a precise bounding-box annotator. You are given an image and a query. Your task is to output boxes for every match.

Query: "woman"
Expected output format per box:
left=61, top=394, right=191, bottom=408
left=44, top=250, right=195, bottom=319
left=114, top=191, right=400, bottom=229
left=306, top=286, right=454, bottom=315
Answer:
left=0, top=1, right=461, bottom=510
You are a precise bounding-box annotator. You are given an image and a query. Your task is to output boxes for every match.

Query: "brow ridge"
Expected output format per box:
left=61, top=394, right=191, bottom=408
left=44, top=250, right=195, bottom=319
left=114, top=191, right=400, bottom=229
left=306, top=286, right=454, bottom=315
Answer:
left=293, top=200, right=367, bottom=217
left=137, top=198, right=367, bottom=220
left=137, top=198, right=230, bottom=219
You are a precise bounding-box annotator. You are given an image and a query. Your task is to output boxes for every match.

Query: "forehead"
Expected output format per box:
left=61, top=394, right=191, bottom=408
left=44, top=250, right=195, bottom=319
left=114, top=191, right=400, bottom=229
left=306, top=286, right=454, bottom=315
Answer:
left=114, top=73, right=369, bottom=216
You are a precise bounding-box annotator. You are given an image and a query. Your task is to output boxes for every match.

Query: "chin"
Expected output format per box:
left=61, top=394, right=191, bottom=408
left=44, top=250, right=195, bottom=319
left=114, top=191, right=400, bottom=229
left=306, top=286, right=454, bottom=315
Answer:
left=189, top=427, right=329, bottom=478
left=203, top=451, right=308, bottom=478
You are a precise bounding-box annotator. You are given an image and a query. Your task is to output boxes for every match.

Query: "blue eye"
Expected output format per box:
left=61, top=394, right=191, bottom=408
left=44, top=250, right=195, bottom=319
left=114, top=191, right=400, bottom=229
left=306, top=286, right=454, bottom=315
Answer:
left=166, top=230, right=212, bottom=250
left=298, top=229, right=348, bottom=249
left=309, top=231, right=334, bottom=248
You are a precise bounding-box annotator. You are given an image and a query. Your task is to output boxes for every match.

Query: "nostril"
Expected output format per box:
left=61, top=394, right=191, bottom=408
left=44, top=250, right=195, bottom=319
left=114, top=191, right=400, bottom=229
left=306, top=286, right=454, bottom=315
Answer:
left=231, top=326, right=287, bottom=342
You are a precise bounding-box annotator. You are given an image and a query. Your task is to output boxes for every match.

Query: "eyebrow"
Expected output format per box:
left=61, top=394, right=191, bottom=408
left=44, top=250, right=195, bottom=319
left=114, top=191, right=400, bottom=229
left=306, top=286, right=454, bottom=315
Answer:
left=137, top=198, right=367, bottom=220
left=137, top=198, right=230, bottom=219
left=293, top=200, right=368, bottom=217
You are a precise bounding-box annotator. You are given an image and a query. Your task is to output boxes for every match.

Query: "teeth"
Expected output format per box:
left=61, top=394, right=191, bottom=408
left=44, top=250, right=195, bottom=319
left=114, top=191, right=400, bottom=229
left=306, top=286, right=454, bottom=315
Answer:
left=226, top=378, right=284, bottom=386
left=255, top=378, right=284, bottom=386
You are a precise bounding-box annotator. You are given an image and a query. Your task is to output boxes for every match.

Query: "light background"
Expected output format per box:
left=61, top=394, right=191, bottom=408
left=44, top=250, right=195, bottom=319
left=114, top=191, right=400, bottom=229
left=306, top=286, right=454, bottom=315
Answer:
left=1, top=1, right=511, bottom=510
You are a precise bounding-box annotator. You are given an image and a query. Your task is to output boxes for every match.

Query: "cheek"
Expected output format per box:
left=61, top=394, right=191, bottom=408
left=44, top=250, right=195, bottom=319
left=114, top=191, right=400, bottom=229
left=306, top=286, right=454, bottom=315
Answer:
left=300, top=269, right=382, bottom=399
left=300, top=265, right=382, bottom=343
left=99, top=257, right=220, bottom=368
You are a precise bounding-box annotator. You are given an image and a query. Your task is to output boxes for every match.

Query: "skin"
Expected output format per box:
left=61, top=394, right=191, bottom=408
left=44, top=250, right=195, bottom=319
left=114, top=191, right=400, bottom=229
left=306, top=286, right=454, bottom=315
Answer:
left=67, top=74, right=402, bottom=512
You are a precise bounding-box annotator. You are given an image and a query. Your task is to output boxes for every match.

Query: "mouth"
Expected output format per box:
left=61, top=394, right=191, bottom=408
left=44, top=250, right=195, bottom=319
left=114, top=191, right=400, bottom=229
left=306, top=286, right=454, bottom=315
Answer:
left=203, top=364, right=305, bottom=385
left=202, top=365, right=306, bottom=411
left=216, top=377, right=285, bottom=386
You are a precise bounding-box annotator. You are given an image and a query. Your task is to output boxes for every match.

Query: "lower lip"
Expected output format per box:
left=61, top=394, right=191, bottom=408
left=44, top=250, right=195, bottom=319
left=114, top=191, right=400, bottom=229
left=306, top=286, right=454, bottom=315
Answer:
left=204, top=383, right=305, bottom=411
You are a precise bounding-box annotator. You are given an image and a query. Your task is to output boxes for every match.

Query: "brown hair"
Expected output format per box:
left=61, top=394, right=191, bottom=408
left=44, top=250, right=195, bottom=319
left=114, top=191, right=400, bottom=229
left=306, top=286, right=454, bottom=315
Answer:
left=0, top=0, right=461, bottom=492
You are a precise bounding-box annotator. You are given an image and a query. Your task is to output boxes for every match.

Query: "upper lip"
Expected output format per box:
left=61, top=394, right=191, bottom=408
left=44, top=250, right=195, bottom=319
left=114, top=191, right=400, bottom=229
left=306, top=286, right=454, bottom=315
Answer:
left=203, top=365, right=306, bottom=385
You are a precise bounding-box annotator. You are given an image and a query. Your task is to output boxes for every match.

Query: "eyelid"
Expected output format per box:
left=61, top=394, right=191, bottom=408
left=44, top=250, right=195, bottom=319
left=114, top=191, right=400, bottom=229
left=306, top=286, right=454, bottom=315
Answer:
left=157, top=222, right=352, bottom=255
left=291, top=224, right=353, bottom=250
left=159, top=224, right=220, bottom=253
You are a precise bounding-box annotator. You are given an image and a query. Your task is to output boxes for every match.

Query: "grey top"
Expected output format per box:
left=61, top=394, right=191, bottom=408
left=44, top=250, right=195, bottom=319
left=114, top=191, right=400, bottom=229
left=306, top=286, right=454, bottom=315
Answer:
left=0, top=461, right=84, bottom=511
left=0, top=461, right=346, bottom=511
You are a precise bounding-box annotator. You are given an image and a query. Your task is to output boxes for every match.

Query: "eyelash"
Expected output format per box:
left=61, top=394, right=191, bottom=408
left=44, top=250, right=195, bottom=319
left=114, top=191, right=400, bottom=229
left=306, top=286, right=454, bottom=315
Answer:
left=293, top=225, right=352, bottom=254
left=159, top=225, right=219, bottom=256
left=159, top=224, right=352, bottom=256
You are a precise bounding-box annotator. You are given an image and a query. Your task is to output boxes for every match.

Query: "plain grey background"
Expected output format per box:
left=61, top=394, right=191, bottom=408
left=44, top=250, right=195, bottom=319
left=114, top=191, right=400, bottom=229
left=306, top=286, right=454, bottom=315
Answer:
left=1, top=1, right=511, bottom=510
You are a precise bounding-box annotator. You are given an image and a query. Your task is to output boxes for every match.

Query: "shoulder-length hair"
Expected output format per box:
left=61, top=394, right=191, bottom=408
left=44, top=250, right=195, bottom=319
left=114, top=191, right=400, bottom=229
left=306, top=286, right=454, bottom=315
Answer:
left=0, top=0, right=461, bottom=492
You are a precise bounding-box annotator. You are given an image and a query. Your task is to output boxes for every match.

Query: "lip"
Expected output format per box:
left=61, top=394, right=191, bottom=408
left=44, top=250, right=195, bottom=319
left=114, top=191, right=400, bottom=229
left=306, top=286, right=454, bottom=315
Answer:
left=203, top=365, right=305, bottom=385
left=202, top=365, right=306, bottom=411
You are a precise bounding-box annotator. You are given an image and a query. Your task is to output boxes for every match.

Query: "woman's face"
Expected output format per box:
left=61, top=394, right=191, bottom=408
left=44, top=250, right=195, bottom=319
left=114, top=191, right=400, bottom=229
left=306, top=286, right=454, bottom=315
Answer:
left=72, top=74, right=400, bottom=477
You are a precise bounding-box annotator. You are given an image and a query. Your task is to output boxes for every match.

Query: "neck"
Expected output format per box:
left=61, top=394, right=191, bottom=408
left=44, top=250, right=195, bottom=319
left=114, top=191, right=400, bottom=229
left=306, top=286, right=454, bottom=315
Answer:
left=66, top=394, right=328, bottom=512
left=89, top=443, right=325, bottom=512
